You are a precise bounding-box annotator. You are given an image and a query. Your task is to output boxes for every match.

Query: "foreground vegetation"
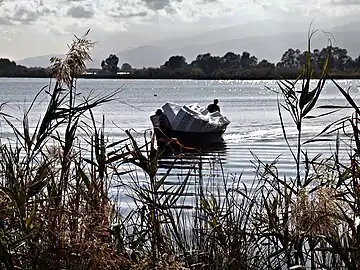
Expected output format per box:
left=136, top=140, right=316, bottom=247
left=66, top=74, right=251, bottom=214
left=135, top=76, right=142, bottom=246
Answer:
left=2, top=30, right=360, bottom=270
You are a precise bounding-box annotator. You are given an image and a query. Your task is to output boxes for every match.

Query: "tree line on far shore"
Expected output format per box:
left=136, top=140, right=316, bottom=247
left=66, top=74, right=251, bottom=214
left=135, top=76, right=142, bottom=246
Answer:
left=2, top=46, right=360, bottom=79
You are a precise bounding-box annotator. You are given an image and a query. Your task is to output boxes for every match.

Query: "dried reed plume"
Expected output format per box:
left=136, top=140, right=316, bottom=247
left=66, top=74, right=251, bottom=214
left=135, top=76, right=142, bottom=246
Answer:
left=50, top=29, right=95, bottom=88
left=293, top=187, right=343, bottom=236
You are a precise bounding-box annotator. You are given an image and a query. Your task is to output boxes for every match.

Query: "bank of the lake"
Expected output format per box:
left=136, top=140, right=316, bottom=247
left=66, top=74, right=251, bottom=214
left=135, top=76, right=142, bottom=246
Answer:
left=2, top=69, right=360, bottom=80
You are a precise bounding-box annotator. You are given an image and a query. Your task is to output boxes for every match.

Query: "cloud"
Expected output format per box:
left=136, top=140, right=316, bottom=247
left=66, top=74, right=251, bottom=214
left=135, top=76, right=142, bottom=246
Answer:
left=0, top=0, right=270, bottom=29
left=0, top=30, right=13, bottom=41
left=142, top=0, right=173, bottom=10
left=331, top=0, right=360, bottom=4
left=66, top=4, right=94, bottom=18
left=105, top=0, right=150, bottom=18
left=141, top=0, right=215, bottom=11
left=111, top=10, right=148, bottom=18
left=1, top=0, right=360, bottom=50
left=0, top=17, right=13, bottom=26
left=0, top=0, right=58, bottom=25
left=163, top=0, right=237, bottom=22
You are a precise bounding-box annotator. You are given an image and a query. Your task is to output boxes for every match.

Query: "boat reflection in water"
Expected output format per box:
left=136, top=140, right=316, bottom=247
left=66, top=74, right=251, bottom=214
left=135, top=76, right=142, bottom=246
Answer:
left=156, top=138, right=228, bottom=171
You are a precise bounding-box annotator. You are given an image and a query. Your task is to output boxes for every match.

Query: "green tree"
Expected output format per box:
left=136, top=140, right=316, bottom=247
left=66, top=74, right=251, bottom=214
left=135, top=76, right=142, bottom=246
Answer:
left=220, top=52, right=241, bottom=70
left=239, top=52, right=257, bottom=69
left=258, top=59, right=275, bottom=69
left=163, top=55, right=187, bottom=69
left=333, top=47, right=351, bottom=71
left=101, top=54, right=119, bottom=73
left=190, top=53, right=220, bottom=76
left=0, top=58, right=16, bottom=71
left=354, top=56, right=360, bottom=69
left=278, top=48, right=301, bottom=68
left=121, top=63, right=132, bottom=71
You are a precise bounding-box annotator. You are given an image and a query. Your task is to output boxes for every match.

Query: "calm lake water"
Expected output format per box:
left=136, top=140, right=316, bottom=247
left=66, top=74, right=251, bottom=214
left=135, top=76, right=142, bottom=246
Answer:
left=1, top=78, right=360, bottom=204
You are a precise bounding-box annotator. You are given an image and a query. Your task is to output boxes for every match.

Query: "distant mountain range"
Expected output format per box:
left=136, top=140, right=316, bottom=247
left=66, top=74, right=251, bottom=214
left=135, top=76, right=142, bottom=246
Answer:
left=16, top=19, right=360, bottom=69
left=16, top=54, right=102, bottom=69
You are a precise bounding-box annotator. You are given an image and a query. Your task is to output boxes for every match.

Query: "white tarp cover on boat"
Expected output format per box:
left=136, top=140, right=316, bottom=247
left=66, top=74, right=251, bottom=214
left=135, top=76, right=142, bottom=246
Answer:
left=161, top=102, right=230, bottom=132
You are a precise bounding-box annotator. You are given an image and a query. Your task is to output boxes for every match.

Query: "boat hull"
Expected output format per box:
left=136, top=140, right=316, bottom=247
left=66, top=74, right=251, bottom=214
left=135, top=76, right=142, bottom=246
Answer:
left=153, top=126, right=226, bottom=148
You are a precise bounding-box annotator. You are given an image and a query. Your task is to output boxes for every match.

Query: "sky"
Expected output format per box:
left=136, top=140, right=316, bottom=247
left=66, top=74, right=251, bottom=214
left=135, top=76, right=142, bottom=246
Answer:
left=1, top=0, right=360, bottom=60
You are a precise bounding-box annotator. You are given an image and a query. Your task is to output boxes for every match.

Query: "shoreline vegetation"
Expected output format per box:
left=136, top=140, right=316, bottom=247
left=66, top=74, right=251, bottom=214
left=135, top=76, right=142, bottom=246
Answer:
left=2, top=29, right=360, bottom=269
left=2, top=37, right=360, bottom=80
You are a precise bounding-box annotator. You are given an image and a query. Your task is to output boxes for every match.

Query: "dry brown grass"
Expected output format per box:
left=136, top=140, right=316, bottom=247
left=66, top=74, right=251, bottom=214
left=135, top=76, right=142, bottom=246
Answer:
left=293, top=187, right=344, bottom=236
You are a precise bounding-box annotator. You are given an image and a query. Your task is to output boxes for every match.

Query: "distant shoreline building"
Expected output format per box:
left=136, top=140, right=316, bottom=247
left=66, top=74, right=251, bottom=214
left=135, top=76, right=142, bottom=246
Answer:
left=83, top=69, right=132, bottom=76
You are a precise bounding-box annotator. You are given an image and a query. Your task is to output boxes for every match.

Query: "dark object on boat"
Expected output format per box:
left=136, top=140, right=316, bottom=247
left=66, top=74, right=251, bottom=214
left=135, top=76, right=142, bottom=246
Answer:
left=207, top=98, right=220, bottom=113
